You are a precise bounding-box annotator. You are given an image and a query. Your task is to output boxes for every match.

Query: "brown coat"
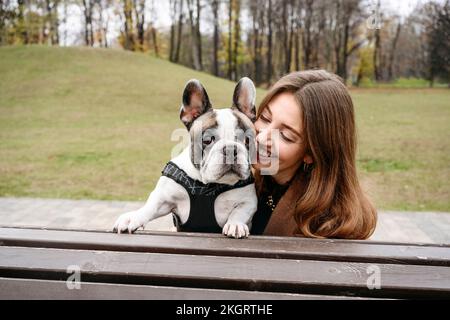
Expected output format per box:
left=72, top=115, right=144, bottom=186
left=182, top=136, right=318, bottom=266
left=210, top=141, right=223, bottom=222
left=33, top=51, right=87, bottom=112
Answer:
left=261, top=168, right=309, bottom=237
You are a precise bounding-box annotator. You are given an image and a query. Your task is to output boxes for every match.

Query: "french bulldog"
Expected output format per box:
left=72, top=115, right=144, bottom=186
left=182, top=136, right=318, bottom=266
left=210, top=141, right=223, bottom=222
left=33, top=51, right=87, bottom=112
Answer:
left=113, top=77, right=258, bottom=238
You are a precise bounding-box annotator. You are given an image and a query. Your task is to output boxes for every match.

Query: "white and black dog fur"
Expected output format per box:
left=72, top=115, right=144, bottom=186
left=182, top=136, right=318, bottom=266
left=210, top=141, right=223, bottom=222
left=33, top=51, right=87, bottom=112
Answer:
left=113, top=77, right=258, bottom=238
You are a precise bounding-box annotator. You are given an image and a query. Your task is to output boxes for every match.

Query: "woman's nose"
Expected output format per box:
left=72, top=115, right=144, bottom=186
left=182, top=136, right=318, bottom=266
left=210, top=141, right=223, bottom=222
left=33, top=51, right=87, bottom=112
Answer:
left=256, top=128, right=272, bottom=150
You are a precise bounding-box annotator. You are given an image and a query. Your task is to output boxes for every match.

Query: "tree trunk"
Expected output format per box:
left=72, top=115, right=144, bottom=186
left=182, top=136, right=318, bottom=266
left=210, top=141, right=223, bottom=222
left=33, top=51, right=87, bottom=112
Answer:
left=373, top=0, right=381, bottom=81
left=232, top=0, right=240, bottom=81
left=63, top=0, right=68, bottom=46
left=174, top=0, right=184, bottom=63
left=187, top=0, right=201, bottom=70
left=0, top=2, right=4, bottom=44
left=169, top=0, right=176, bottom=61
left=313, top=4, right=326, bottom=67
left=388, top=23, right=402, bottom=81
left=211, top=0, right=219, bottom=76
left=287, top=0, right=295, bottom=73
left=97, top=0, right=106, bottom=47
left=281, top=0, right=296, bottom=73
left=46, top=0, right=54, bottom=45
left=303, top=0, right=313, bottom=69
left=134, top=0, right=145, bottom=51
left=373, top=28, right=381, bottom=81
left=294, top=29, right=300, bottom=71
left=251, top=2, right=262, bottom=85
left=17, top=0, right=28, bottom=44
left=103, top=1, right=110, bottom=48
left=340, top=19, right=350, bottom=82
left=151, top=25, right=159, bottom=57
left=282, top=0, right=290, bottom=73
left=169, top=23, right=175, bottom=61
left=82, top=0, right=93, bottom=46
left=123, top=0, right=135, bottom=50
left=267, top=0, right=273, bottom=84
left=53, top=2, right=59, bottom=45
left=196, top=0, right=202, bottom=69
left=228, top=0, right=233, bottom=80
left=293, top=1, right=301, bottom=71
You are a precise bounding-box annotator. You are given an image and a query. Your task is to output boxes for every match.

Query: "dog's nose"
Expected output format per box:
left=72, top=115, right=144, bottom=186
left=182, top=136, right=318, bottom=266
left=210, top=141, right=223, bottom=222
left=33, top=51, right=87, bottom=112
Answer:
left=223, top=145, right=238, bottom=162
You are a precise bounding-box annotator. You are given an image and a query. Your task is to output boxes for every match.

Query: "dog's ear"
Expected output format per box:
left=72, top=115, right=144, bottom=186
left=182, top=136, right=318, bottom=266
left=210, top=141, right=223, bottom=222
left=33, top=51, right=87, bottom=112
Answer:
left=232, top=77, right=256, bottom=122
left=180, top=79, right=212, bottom=130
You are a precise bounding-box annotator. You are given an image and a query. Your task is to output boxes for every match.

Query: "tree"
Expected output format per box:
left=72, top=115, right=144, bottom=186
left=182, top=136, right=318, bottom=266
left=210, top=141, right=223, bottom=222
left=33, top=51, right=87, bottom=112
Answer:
left=133, top=0, right=145, bottom=51
left=372, top=0, right=381, bottom=81
left=94, top=0, right=112, bottom=48
left=210, top=0, right=220, bottom=76
left=427, top=1, right=450, bottom=86
left=227, top=0, right=232, bottom=79
left=387, top=21, right=402, bottom=81
left=169, top=0, right=177, bottom=61
left=17, top=0, right=28, bottom=44
left=232, top=0, right=240, bottom=81
left=249, top=0, right=265, bottom=84
left=174, top=0, right=184, bottom=62
left=282, top=0, right=295, bottom=74
left=122, top=0, right=135, bottom=50
left=303, top=0, right=314, bottom=69
left=293, top=0, right=301, bottom=72
left=148, top=0, right=159, bottom=56
left=82, top=0, right=94, bottom=46
left=266, top=0, right=273, bottom=84
left=187, top=0, right=202, bottom=70
left=333, top=0, right=365, bottom=82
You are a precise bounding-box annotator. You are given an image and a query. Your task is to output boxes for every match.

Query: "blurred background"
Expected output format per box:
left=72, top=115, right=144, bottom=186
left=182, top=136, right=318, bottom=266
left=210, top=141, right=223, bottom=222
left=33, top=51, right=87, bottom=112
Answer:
left=0, top=0, right=449, bottom=242
left=1, top=0, right=449, bottom=86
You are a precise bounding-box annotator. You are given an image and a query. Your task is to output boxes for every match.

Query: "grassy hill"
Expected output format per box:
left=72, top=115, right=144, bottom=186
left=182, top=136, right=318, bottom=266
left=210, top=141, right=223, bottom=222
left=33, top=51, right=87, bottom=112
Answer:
left=0, top=45, right=449, bottom=211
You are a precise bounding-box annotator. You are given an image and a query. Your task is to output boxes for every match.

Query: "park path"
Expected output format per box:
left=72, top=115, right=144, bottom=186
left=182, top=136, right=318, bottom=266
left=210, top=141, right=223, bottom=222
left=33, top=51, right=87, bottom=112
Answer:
left=0, top=197, right=449, bottom=244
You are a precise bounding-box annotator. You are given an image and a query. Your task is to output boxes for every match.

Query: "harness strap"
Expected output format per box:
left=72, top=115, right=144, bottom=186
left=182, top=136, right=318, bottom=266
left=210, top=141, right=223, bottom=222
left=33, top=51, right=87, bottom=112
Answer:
left=161, top=161, right=254, bottom=197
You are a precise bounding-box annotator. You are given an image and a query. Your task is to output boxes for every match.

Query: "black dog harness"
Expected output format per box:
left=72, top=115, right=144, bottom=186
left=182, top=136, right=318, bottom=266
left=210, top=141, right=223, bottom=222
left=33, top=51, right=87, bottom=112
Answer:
left=161, top=161, right=254, bottom=233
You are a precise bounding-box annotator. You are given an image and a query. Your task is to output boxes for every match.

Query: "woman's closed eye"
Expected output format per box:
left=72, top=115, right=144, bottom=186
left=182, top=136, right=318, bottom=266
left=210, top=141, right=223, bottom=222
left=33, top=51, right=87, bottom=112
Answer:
left=258, top=115, right=296, bottom=143
left=260, top=114, right=270, bottom=123
left=280, top=131, right=295, bottom=142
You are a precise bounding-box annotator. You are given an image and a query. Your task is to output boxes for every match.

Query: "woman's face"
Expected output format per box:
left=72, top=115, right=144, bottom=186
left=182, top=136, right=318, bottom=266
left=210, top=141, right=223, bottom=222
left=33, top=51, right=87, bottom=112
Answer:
left=253, top=92, right=311, bottom=183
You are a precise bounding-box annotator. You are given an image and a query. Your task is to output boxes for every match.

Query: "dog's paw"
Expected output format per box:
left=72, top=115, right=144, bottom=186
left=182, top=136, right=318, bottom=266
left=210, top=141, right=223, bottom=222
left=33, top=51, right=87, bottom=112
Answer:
left=113, top=211, right=146, bottom=234
left=222, top=222, right=249, bottom=239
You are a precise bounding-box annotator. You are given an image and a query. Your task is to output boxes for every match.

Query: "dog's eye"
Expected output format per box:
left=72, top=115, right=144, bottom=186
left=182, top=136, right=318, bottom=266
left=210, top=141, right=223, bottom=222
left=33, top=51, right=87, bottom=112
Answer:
left=203, top=136, right=215, bottom=146
left=244, top=133, right=255, bottom=147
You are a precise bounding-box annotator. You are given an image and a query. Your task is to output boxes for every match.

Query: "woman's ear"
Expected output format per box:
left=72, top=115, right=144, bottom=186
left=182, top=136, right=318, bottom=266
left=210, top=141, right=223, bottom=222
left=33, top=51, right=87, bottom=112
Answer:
left=303, top=155, right=313, bottom=164
left=179, top=79, right=212, bottom=130
left=232, top=77, right=256, bottom=122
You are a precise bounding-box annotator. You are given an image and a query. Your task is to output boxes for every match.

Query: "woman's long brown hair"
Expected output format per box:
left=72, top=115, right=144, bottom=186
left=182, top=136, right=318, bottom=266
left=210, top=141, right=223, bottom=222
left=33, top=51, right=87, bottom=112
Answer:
left=255, top=70, right=377, bottom=239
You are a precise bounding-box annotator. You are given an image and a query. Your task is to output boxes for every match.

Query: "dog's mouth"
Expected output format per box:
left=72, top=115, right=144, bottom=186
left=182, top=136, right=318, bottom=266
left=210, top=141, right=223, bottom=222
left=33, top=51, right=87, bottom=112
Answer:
left=215, top=164, right=248, bottom=181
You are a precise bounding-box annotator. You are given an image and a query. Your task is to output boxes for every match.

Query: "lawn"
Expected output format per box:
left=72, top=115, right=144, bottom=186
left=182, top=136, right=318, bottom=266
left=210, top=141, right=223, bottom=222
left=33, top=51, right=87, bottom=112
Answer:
left=0, top=45, right=449, bottom=211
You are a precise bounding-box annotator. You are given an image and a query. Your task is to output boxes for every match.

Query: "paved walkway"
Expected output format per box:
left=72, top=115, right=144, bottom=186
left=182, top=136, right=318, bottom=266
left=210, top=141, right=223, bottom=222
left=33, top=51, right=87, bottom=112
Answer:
left=0, top=197, right=449, bottom=244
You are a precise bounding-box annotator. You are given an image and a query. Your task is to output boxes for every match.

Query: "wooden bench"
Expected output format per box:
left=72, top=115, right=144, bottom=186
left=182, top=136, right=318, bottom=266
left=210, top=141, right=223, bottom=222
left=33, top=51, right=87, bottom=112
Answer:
left=0, top=226, right=449, bottom=299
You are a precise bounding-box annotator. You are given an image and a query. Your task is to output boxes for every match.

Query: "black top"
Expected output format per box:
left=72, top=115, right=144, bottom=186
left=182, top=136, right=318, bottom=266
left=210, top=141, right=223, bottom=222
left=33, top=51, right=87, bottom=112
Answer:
left=251, top=176, right=290, bottom=235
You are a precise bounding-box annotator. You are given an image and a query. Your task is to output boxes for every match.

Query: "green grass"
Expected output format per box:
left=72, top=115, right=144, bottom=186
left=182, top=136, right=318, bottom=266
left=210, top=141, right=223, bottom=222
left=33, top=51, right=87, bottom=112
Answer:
left=353, top=88, right=450, bottom=211
left=358, top=77, right=449, bottom=88
left=0, top=45, right=449, bottom=211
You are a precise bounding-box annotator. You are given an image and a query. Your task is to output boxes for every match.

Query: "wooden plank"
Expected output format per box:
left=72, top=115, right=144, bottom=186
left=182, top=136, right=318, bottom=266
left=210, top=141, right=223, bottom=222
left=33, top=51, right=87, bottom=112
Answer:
left=0, top=277, right=366, bottom=300
left=0, top=246, right=449, bottom=299
left=3, top=225, right=449, bottom=247
left=0, top=227, right=449, bottom=266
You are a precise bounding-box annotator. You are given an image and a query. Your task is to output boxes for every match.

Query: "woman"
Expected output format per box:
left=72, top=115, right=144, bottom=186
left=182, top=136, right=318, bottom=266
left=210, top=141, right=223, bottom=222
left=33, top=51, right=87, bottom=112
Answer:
left=251, top=70, right=377, bottom=239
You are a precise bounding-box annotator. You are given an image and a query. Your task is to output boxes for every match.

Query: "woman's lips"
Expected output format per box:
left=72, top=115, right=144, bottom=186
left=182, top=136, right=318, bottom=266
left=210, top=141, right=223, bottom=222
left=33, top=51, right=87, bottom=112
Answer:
left=259, top=150, right=271, bottom=157
left=257, top=150, right=276, bottom=165
left=257, top=144, right=271, bottom=157
left=256, top=143, right=273, bottom=164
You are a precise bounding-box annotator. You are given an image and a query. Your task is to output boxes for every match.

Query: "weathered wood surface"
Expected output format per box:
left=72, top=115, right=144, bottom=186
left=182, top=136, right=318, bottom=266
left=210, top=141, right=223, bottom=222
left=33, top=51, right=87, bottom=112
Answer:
left=0, top=227, right=449, bottom=299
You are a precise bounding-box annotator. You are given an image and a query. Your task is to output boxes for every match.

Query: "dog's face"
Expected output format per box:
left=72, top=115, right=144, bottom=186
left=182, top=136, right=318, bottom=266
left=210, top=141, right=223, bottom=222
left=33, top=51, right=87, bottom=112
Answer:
left=179, top=78, right=257, bottom=185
